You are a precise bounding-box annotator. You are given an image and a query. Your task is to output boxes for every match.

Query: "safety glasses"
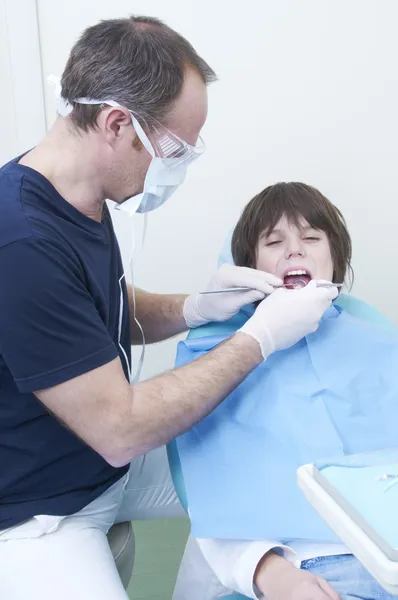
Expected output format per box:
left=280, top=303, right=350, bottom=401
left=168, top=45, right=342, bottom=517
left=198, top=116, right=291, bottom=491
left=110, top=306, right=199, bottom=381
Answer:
left=129, top=111, right=206, bottom=169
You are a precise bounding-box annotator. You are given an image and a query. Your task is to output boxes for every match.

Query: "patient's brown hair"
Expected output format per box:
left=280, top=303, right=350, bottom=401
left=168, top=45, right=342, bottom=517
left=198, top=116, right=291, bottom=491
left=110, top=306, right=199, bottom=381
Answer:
left=231, top=182, right=353, bottom=285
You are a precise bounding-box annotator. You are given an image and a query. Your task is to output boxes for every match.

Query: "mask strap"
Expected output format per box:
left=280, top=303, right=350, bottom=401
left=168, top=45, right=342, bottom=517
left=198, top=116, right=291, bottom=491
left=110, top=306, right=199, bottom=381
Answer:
left=130, top=115, right=155, bottom=158
left=127, top=215, right=146, bottom=383
left=129, top=256, right=146, bottom=384
left=47, top=76, right=156, bottom=158
left=48, top=74, right=73, bottom=117
left=117, top=215, right=146, bottom=384
left=142, top=214, right=149, bottom=248
left=118, top=271, right=133, bottom=383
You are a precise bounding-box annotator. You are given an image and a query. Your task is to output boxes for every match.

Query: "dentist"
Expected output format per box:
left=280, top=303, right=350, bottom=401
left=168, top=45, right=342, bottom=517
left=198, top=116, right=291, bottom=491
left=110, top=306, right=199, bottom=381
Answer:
left=0, top=15, right=337, bottom=599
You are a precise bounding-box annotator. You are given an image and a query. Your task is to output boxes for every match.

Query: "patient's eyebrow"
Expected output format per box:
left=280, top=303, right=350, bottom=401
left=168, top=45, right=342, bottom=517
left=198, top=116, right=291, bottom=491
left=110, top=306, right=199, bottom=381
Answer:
left=259, top=229, right=282, bottom=240
left=260, top=225, right=318, bottom=240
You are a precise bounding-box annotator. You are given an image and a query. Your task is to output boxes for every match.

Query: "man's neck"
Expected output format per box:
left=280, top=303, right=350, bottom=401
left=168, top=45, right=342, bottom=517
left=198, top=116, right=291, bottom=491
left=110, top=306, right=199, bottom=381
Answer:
left=19, top=118, right=106, bottom=222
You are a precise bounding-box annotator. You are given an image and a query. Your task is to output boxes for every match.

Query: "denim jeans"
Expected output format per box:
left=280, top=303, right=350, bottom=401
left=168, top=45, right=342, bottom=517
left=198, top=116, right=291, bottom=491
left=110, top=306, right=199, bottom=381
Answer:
left=302, top=554, right=396, bottom=600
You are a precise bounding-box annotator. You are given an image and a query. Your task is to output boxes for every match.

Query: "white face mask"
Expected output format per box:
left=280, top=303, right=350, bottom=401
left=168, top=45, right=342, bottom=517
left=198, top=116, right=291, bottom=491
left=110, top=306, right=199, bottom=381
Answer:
left=117, top=155, right=187, bottom=216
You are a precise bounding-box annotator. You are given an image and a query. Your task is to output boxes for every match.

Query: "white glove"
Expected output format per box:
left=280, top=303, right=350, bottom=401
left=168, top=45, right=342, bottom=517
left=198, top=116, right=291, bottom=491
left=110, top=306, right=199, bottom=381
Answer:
left=183, top=264, right=283, bottom=328
left=239, top=280, right=338, bottom=358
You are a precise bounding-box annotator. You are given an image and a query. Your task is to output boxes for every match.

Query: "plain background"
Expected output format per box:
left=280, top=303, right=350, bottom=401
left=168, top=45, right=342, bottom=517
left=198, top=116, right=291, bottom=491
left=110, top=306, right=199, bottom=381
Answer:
left=2, top=0, right=398, bottom=379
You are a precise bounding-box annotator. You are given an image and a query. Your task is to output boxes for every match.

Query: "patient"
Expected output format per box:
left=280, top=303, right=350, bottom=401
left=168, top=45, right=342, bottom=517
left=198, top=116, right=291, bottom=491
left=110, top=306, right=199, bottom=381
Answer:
left=173, top=182, right=398, bottom=600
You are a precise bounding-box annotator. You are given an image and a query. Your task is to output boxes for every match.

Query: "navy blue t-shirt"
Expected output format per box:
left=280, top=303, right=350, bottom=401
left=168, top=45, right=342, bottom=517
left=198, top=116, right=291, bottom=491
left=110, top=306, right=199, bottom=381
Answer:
left=0, top=158, right=131, bottom=529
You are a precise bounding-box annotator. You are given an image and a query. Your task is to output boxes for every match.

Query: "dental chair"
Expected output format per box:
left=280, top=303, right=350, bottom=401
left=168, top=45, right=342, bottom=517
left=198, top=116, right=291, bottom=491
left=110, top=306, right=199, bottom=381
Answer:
left=167, top=293, right=392, bottom=600
left=108, top=521, right=135, bottom=589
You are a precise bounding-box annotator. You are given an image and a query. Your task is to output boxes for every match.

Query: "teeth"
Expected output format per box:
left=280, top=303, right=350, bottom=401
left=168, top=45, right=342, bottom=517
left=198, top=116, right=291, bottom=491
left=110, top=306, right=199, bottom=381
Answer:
left=285, top=269, right=309, bottom=277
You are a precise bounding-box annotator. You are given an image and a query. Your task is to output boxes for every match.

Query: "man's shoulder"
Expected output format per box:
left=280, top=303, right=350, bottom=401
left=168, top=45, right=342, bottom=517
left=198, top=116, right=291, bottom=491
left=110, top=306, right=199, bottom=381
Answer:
left=0, top=158, right=74, bottom=253
left=0, top=160, right=35, bottom=249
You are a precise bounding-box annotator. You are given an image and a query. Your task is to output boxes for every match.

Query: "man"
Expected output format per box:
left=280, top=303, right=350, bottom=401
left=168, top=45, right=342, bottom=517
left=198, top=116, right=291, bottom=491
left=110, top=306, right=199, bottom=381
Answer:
left=0, top=15, right=337, bottom=599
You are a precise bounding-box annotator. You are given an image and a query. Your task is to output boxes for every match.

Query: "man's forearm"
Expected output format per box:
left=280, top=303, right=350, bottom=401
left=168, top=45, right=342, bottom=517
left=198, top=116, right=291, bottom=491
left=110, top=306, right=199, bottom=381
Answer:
left=128, top=286, right=189, bottom=343
left=112, top=332, right=263, bottom=465
left=35, top=331, right=264, bottom=468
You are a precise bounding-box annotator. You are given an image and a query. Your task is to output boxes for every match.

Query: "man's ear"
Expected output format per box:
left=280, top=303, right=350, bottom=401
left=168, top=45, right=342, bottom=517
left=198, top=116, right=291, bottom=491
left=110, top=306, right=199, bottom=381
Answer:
left=98, top=107, right=132, bottom=143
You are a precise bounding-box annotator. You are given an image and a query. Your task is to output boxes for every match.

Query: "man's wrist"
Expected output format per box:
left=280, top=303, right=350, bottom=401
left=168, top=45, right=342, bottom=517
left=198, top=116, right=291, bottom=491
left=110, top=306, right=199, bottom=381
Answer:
left=235, top=329, right=272, bottom=361
left=232, top=332, right=264, bottom=365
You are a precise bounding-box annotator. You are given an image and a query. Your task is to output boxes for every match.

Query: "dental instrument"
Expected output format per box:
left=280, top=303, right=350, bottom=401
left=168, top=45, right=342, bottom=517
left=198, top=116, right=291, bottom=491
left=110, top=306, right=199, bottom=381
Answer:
left=199, top=282, right=344, bottom=295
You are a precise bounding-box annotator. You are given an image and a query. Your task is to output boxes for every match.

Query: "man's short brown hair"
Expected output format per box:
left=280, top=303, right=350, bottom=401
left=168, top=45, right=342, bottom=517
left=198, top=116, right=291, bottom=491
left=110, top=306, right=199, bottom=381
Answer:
left=61, top=15, right=216, bottom=132
left=231, top=182, right=353, bottom=285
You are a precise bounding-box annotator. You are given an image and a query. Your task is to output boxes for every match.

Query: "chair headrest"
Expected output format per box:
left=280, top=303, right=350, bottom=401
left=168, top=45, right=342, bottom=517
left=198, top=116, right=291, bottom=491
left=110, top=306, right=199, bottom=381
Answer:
left=218, top=229, right=234, bottom=267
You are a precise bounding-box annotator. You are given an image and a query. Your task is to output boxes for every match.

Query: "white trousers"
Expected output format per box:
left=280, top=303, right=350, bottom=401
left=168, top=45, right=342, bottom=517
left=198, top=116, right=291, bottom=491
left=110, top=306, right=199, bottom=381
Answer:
left=0, top=446, right=185, bottom=600
left=173, top=535, right=230, bottom=600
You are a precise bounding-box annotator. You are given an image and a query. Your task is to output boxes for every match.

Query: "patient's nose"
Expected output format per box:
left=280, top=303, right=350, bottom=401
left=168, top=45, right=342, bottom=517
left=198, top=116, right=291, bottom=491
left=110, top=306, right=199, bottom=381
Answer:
left=285, top=244, right=305, bottom=259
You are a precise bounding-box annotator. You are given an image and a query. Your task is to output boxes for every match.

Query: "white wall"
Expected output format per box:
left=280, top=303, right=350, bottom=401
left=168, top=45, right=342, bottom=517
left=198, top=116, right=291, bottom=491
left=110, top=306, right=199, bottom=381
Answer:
left=0, top=0, right=17, bottom=164
left=5, top=0, right=398, bottom=378
left=0, top=0, right=46, bottom=163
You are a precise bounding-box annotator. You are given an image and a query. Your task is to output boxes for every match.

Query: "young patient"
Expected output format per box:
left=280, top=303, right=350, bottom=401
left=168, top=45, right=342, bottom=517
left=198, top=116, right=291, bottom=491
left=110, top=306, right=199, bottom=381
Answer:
left=173, top=182, right=398, bottom=600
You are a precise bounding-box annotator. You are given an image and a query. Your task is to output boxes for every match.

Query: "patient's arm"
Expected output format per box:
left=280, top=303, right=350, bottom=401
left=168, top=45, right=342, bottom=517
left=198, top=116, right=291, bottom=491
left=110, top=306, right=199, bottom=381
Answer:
left=254, top=552, right=341, bottom=600
left=197, top=537, right=299, bottom=599
left=198, top=538, right=341, bottom=599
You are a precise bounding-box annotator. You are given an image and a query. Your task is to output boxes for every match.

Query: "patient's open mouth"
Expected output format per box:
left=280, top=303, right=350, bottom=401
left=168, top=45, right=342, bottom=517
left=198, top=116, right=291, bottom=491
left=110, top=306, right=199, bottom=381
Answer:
left=283, top=269, right=312, bottom=289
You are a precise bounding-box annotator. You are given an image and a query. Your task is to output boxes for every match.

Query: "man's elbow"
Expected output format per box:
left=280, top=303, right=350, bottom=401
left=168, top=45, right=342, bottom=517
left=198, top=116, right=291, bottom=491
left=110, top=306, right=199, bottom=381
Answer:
left=92, top=389, right=156, bottom=467
left=99, top=438, right=147, bottom=468
left=102, top=450, right=131, bottom=469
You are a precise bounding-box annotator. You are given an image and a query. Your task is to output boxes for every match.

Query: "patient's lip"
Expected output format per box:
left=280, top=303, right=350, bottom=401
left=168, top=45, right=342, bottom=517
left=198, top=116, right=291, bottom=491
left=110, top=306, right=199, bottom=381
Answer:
left=282, top=266, right=313, bottom=280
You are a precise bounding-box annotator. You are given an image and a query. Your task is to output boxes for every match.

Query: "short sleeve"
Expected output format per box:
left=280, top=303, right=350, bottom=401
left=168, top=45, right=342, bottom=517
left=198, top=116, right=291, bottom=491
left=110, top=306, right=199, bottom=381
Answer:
left=0, top=237, right=119, bottom=392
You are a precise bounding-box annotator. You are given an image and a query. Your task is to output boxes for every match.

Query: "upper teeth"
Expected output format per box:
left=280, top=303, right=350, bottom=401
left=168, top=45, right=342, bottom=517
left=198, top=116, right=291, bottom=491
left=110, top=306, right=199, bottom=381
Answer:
left=286, top=269, right=309, bottom=276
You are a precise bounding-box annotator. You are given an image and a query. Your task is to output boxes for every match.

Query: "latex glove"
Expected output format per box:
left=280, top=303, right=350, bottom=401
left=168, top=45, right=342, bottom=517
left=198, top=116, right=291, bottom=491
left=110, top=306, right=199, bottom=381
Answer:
left=239, top=280, right=338, bottom=358
left=255, top=552, right=341, bottom=600
left=183, top=264, right=283, bottom=328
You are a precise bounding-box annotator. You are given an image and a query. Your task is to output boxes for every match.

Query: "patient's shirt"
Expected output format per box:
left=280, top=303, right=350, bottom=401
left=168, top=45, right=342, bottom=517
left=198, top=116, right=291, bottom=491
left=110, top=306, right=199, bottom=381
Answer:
left=0, top=157, right=131, bottom=529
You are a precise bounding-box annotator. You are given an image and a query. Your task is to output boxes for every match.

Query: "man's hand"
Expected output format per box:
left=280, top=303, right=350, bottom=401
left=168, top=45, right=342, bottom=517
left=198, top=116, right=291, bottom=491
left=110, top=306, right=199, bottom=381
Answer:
left=255, top=552, right=341, bottom=600
left=183, top=264, right=282, bottom=328
left=239, top=280, right=338, bottom=358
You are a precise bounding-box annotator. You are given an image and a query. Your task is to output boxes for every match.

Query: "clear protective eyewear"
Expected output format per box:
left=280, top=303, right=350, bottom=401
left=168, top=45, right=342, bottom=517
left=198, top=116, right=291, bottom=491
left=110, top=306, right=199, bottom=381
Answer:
left=69, top=96, right=206, bottom=170
left=141, top=115, right=206, bottom=169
